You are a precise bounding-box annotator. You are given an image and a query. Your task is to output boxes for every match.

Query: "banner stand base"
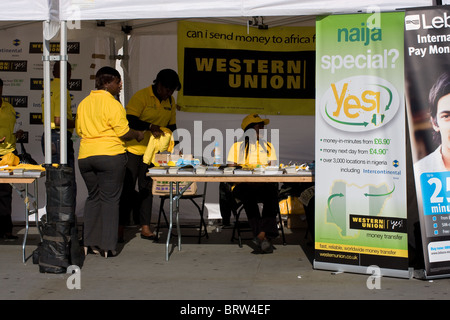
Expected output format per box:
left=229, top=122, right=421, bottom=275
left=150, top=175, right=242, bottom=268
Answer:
left=313, top=260, right=413, bottom=279
left=413, top=269, right=450, bottom=280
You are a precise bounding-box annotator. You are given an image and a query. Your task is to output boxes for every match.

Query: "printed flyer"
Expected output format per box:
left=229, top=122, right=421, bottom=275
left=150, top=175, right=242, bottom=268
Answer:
left=404, top=5, right=450, bottom=279
left=315, top=12, right=409, bottom=277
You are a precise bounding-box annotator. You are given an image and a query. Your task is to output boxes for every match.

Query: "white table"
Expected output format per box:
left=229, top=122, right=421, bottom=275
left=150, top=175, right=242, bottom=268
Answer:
left=147, top=171, right=314, bottom=261
left=0, top=172, right=44, bottom=263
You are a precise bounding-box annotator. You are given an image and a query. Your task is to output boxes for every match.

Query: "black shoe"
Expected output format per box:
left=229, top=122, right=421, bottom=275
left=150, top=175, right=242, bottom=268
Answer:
left=104, top=250, right=117, bottom=258
left=261, top=239, right=273, bottom=254
left=140, top=234, right=156, bottom=240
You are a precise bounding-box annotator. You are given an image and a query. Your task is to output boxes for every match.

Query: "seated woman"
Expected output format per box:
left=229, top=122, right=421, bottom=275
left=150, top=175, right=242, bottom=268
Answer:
left=226, top=114, right=279, bottom=253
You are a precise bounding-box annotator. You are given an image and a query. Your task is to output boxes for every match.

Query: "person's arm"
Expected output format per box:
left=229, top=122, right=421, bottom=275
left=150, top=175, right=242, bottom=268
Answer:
left=127, top=115, right=148, bottom=131
left=127, top=114, right=166, bottom=139
left=120, top=128, right=144, bottom=142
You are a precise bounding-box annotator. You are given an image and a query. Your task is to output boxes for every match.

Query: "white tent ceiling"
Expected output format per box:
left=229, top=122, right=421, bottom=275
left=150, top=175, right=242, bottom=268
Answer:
left=0, top=0, right=436, bottom=25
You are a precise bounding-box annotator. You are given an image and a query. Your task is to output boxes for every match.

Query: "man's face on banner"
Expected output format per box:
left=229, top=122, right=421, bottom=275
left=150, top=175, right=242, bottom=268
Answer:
left=433, top=93, right=450, bottom=151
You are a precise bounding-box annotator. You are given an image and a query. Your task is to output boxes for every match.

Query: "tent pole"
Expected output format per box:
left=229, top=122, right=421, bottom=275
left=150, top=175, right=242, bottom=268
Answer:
left=122, top=31, right=130, bottom=105
left=60, top=20, right=68, bottom=165
left=43, top=21, right=52, bottom=165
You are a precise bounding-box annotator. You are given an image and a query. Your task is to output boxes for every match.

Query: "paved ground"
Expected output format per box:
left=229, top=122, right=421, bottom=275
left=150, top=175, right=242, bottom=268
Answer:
left=1, top=220, right=450, bottom=309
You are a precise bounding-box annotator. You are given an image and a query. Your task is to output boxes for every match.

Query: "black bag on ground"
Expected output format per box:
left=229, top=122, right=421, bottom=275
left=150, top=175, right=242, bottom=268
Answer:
left=33, top=165, right=84, bottom=273
left=36, top=222, right=70, bottom=273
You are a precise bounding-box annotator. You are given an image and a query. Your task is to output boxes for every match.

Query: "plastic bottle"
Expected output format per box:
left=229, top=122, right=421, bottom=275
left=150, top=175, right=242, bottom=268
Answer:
left=213, top=142, right=221, bottom=167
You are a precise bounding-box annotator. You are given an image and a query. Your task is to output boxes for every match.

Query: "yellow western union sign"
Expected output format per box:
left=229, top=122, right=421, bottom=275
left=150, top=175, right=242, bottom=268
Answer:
left=177, top=21, right=316, bottom=115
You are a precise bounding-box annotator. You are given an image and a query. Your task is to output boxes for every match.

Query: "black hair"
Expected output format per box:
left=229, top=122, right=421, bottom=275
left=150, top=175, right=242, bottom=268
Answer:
left=95, top=66, right=121, bottom=90
left=429, top=72, right=450, bottom=123
left=239, top=123, right=270, bottom=164
left=429, top=72, right=450, bottom=143
left=153, top=69, right=181, bottom=91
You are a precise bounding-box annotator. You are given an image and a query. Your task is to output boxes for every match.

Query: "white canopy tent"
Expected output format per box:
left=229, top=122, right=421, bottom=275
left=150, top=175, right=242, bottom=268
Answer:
left=0, top=0, right=437, bottom=221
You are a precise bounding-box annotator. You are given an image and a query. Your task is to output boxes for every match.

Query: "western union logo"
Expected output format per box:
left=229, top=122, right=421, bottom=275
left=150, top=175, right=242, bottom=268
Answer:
left=0, top=60, right=27, bottom=72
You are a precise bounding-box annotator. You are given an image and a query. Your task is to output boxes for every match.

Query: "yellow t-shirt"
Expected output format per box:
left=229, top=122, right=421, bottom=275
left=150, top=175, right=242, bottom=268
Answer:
left=41, top=78, right=74, bottom=132
left=76, top=90, right=130, bottom=159
left=0, top=100, right=17, bottom=156
left=227, top=140, right=277, bottom=168
left=125, top=85, right=176, bottom=155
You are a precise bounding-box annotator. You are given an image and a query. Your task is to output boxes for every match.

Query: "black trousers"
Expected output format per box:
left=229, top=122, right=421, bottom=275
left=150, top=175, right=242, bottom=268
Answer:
left=232, top=182, right=279, bottom=239
left=78, top=153, right=127, bottom=251
left=0, top=183, right=13, bottom=236
left=119, top=152, right=153, bottom=226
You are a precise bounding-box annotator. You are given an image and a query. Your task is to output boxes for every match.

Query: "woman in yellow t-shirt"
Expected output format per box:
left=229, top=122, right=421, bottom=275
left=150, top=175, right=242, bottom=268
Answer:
left=76, top=67, right=144, bottom=258
left=227, top=114, right=279, bottom=254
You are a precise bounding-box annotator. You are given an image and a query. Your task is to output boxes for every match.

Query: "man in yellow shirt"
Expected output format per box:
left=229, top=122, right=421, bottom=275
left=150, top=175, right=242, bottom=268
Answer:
left=0, top=78, right=23, bottom=240
left=119, top=69, right=180, bottom=241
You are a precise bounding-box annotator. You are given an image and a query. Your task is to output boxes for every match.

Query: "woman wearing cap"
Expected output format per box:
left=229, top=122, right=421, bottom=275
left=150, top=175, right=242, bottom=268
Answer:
left=76, top=66, right=144, bottom=258
left=119, top=69, right=181, bottom=242
left=227, top=114, right=279, bottom=253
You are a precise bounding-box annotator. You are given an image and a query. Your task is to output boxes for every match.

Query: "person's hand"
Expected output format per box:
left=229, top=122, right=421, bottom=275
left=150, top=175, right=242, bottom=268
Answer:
left=15, top=129, right=24, bottom=141
left=135, top=130, right=145, bottom=142
left=149, top=124, right=165, bottom=139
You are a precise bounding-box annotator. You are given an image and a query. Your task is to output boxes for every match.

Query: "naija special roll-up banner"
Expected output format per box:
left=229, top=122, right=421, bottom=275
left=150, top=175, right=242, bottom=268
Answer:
left=315, top=12, right=409, bottom=277
left=177, top=21, right=316, bottom=115
left=404, top=5, right=450, bottom=279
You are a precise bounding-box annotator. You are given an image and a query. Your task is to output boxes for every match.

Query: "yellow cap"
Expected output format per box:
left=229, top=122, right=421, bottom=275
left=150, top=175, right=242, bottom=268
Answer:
left=241, top=114, right=270, bottom=130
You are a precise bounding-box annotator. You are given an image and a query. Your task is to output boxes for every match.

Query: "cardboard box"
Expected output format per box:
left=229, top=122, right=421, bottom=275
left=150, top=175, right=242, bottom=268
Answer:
left=152, top=180, right=197, bottom=196
left=279, top=196, right=305, bottom=215
left=154, top=153, right=170, bottom=166
left=283, top=214, right=307, bottom=229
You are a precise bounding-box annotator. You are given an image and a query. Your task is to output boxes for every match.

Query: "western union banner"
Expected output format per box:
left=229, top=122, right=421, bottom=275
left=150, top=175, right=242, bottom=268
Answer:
left=177, top=21, right=315, bottom=115
left=314, top=12, right=410, bottom=278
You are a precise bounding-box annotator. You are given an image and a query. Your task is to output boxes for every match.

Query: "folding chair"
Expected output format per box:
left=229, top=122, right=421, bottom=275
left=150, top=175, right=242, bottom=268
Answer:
left=154, top=182, right=209, bottom=244
left=230, top=191, right=286, bottom=248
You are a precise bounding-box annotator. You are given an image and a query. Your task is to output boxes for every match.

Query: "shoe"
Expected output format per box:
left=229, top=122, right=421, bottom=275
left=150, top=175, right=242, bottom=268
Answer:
left=140, top=233, right=156, bottom=240
left=261, top=239, right=273, bottom=254
left=104, top=250, right=117, bottom=258
left=84, top=246, right=101, bottom=256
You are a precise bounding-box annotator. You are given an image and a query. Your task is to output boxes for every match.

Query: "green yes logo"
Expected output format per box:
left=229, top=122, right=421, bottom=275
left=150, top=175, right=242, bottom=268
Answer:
left=320, top=76, right=399, bottom=132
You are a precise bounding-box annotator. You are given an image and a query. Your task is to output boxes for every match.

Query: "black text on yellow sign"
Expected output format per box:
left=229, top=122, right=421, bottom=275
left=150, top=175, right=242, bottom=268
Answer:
left=182, top=48, right=315, bottom=99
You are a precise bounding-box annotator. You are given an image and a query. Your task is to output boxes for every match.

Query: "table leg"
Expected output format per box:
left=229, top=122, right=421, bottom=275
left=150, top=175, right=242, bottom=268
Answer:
left=22, top=183, right=29, bottom=263
left=176, top=182, right=181, bottom=250
left=165, top=182, right=174, bottom=261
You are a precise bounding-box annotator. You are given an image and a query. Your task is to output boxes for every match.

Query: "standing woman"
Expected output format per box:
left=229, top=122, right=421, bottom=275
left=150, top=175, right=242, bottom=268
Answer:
left=76, top=67, right=144, bottom=258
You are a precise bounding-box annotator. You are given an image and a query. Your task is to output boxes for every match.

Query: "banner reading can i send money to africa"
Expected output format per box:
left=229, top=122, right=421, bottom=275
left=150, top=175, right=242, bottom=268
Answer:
left=177, top=21, right=315, bottom=115
left=314, top=12, right=409, bottom=277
